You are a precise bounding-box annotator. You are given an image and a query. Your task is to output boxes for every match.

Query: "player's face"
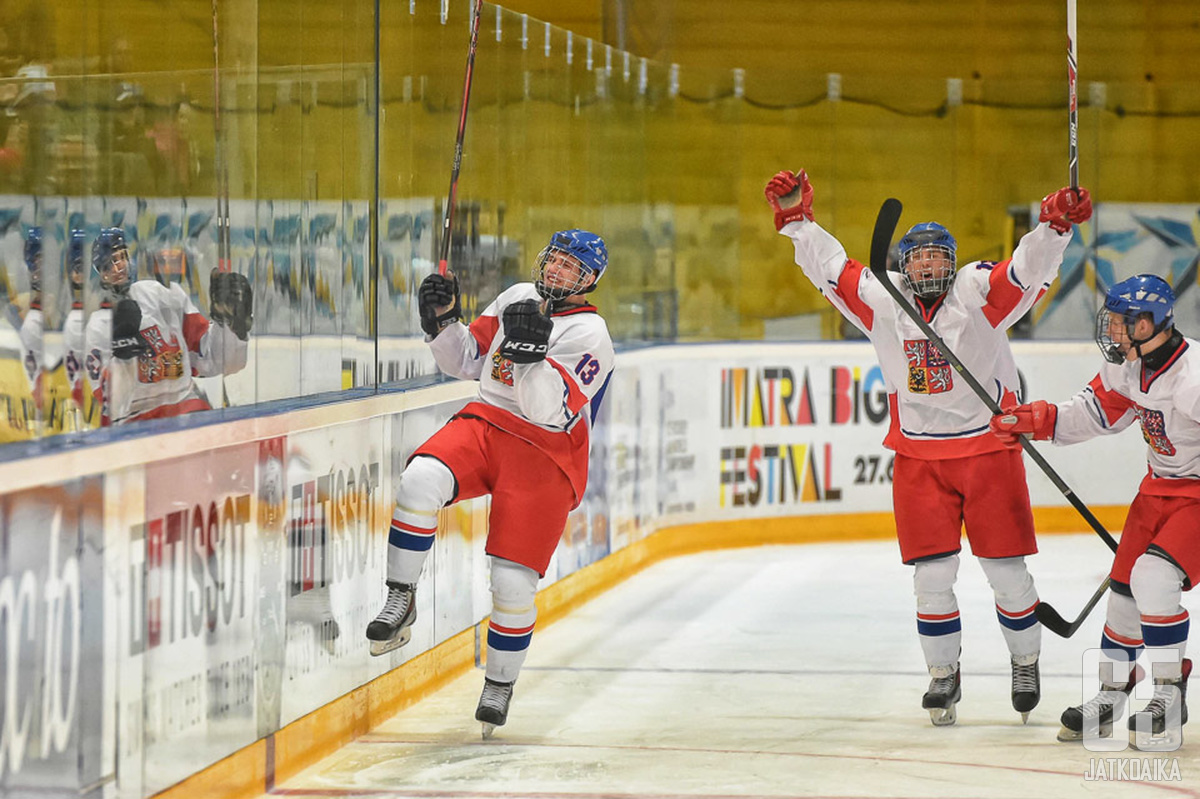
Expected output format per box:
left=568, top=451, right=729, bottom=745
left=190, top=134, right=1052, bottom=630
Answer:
left=104, top=248, right=130, bottom=288
left=904, top=247, right=953, bottom=286
left=1105, top=314, right=1157, bottom=361
left=541, top=250, right=595, bottom=295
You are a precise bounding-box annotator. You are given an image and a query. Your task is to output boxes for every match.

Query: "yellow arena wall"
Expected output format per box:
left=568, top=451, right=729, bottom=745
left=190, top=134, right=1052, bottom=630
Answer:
left=13, top=0, right=1200, bottom=338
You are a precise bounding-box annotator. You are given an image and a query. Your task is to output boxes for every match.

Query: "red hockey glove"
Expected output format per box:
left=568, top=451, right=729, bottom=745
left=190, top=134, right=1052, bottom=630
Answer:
left=989, top=400, right=1057, bottom=445
left=1039, top=187, right=1092, bottom=234
left=764, top=169, right=814, bottom=231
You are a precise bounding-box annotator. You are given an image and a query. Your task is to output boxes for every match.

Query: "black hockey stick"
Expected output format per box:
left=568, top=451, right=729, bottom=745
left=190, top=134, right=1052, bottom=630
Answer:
left=869, top=199, right=1115, bottom=637
left=437, top=0, right=485, bottom=277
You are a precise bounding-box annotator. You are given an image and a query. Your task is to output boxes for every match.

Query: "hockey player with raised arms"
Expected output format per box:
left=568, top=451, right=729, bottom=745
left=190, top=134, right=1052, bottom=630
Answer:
left=365, top=229, right=614, bottom=738
left=84, top=227, right=252, bottom=425
left=765, top=168, right=1091, bottom=726
left=992, top=274, right=1196, bottom=749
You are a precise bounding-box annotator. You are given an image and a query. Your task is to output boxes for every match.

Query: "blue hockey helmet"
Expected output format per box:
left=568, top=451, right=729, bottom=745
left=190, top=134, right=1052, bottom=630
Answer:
left=92, top=227, right=133, bottom=294
left=1095, top=274, right=1175, bottom=363
left=67, top=228, right=86, bottom=290
left=24, top=226, right=42, bottom=270
left=534, top=229, right=608, bottom=300
left=896, top=222, right=957, bottom=298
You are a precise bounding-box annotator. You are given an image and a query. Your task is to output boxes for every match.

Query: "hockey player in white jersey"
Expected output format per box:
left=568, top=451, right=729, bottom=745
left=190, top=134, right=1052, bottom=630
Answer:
left=365, top=229, right=614, bottom=738
left=765, top=168, right=1092, bottom=725
left=992, top=274, right=1196, bottom=749
left=84, top=227, right=251, bottom=425
left=17, top=226, right=44, bottom=404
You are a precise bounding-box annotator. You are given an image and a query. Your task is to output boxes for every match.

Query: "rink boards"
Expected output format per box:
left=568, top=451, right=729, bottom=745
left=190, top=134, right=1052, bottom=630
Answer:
left=0, top=340, right=1141, bottom=798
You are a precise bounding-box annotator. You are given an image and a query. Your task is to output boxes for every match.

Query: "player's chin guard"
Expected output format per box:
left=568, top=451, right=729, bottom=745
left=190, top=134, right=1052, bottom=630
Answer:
left=897, top=222, right=957, bottom=299
left=499, top=299, right=552, bottom=364
left=532, top=228, right=607, bottom=302
left=92, top=227, right=133, bottom=296
left=1095, top=273, right=1175, bottom=364
left=209, top=269, right=254, bottom=340
left=418, top=273, right=461, bottom=337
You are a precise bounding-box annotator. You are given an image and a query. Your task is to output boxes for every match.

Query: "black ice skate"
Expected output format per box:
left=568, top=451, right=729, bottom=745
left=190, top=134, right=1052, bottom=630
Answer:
left=922, top=665, right=961, bottom=727
left=475, top=677, right=514, bottom=739
left=1011, top=654, right=1040, bottom=724
left=365, top=581, right=416, bottom=656
left=1129, top=658, right=1191, bottom=752
left=1057, top=665, right=1141, bottom=743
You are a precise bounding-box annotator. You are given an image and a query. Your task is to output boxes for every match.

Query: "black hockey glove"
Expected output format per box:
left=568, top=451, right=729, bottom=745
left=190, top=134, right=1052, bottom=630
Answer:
left=112, top=298, right=152, bottom=360
left=210, top=269, right=254, bottom=340
left=418, top=273, right=461, bottom=337
left=498, top=299, right=552, bottom=364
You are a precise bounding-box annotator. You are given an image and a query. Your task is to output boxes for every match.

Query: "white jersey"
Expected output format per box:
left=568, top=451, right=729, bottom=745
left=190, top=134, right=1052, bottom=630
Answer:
left=1052, top=335, right=1200, bottom=497
left=429, top=282, right=614, bottom=496
left=781, top=219, right=1071, bottom=459
left=85, top=280, right=248, bottom=425
left=17, top=307, right=41, bottom=388
left=63, top=305, right=85, bottom=401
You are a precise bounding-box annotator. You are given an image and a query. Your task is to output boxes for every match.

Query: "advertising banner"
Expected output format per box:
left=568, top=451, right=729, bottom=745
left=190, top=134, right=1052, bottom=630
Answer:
left=1, top=478, right=108, bottom=797
left=279, top=418, right=389, bottom=725
left=133, top=444, right=259, bottom=795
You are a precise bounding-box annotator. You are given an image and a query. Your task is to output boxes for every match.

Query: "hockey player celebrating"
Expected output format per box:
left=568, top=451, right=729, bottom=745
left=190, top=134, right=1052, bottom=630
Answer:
left=765, top=169, right=1091, bottom=726
left=365, top=229, right=614, bottom=738
left=84, top=226, right=252, bottom=424
left=991, top=274, right=1195, bottom=749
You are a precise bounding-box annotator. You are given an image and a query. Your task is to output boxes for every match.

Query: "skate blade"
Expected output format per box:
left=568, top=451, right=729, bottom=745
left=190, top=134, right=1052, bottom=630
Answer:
left=1020, top=712, right=1030, bottom=725
left=1129, top=728, right=1183, bottom=752
left=368, top=628, right=412, bottom=657
left=481, top=722, right=497, bottom=740
left=928, top=705, right=957, bottom=727
left=1057, top=722, right=1112, bottom=743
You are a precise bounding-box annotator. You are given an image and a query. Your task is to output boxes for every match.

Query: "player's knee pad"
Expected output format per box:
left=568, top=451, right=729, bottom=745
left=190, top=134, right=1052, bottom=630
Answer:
left=489, top=557, right=539, bottom=628
left=394, top=455, right=456, bottom=515
left=1129, top=553, right=1186, bottom=617
left=1104, top=589, right=1142, bottom=640
left=977, top=556, right=1035, bottom=602
left=913, top=554, right=959, bottom=611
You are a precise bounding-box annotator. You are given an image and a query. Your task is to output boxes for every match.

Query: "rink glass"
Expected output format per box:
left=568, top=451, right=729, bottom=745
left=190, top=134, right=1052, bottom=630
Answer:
left=0, top=1, right=1194, bottom=444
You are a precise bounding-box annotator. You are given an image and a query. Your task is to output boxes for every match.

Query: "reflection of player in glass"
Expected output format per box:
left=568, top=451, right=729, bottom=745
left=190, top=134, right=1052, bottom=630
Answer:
left=765, top=168, right=1092, bottom=727
left=366, top=229, right=615, bottom=738
left=63, top=230, right=88, bottom=418
left=992, top=275, right=1195, bottom=749
left=84, top=227, right=252, bottom=424
left=17, top=225, right=43, bottom=400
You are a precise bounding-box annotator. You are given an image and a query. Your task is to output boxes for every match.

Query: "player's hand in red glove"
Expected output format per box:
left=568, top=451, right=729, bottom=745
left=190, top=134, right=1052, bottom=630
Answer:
left=764, top=169, right=815, bottom=231
left=989, top=400, right=1057, bottom=445
left=1039, top=187, right=1092, bottom=234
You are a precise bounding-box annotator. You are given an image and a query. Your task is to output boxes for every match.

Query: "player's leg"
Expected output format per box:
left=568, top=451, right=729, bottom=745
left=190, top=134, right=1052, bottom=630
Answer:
left=1058, top=493, right=1155, bottom=742
left=913, top=553, right=963, bottom=726
left=894, top=454, right=966, bottom=726
left=959, top=448, right=1041, bottom=721
left=365, top=454, right=459, bottom=655
left=1129, top=552, right=1190, bottom=749
left=1058, top=589, right=1142, bottom=742
left=978, top=556, right=1041, bottom=721
left=1125, top=498, right=1200, bottom=749
left=475, top=556, right=540, bottom=737
left=473, top=429, right=574, bottom=737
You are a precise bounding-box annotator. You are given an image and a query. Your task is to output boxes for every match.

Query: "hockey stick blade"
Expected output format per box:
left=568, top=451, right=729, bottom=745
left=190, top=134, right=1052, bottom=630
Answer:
left=1035, top=577, right=1110, bottom=638
left=870, top=198, right=904, bottom=275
